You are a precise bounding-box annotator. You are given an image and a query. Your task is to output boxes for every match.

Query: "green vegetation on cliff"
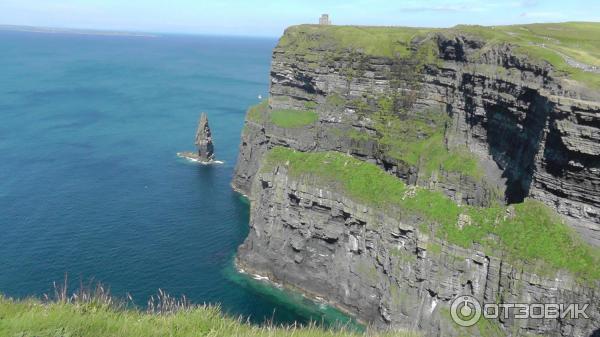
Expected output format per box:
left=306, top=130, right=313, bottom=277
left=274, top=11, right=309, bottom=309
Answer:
left=279, top=25, right=435, bottom=58
left=0, top=295, right=416, bottom=337
left=280, top=22, right=600, bottom=88
left=263, top=146, right=409, bottom=205
left=246, top=101, right=318, bottom=128
left=247, top=99, right=269, bottom=123
left=457, top=22, right=600, bottom=88
left=373, top=98, right=482, bottom=179
left=271, top=109, right=319, bottom=128
left=263, top=147, right=600, bottom=282
left=342, top=94, right=483, bottom=179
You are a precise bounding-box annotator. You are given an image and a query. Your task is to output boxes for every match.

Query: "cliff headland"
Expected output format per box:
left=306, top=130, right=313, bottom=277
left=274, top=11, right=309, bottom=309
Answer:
left=232, top=22, right=600, bottom=337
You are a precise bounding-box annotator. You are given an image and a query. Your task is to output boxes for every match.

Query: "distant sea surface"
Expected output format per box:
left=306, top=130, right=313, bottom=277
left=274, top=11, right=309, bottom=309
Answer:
left=0, top=30, right=355, bottom=327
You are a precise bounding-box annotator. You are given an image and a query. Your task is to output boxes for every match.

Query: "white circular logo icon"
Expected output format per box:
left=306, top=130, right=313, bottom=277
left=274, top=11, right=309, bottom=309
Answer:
left=450, top=295, right=482, bottom=327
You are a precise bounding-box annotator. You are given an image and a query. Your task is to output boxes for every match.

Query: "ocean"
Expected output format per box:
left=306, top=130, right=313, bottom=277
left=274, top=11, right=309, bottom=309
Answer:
left=0, top=30, right=355, bottom=328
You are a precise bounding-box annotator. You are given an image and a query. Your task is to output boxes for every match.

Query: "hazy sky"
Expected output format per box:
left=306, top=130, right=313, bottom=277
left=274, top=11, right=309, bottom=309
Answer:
left=1, top=0, right=599, bottom=37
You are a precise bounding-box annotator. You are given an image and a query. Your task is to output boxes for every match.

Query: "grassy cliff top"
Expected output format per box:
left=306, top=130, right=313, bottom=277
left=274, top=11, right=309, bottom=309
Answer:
left=278, top=22, right=600, bottom=88
left=457, top=22, right=600, bottom=87
left=279, top=25, right=436, bottom=58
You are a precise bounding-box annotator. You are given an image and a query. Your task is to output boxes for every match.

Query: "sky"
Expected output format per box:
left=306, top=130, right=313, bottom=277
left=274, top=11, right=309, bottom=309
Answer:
left=1, top=0, right=599, bottom=37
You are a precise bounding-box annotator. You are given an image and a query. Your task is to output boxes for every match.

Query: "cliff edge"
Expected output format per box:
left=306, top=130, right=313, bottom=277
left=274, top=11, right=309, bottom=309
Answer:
left=232, top=23, right=600, bottom=337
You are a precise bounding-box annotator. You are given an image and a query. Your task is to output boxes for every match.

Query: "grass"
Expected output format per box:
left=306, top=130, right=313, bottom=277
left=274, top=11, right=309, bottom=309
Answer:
left=0, top=284, right=418, bottom=337
left=454, top=22, right=600, bottom=88
left=271, top=109, right=319, bottom=128
left=279, top=25, right=436, bottom=59
left=426, top=242, right=442, bottom=255
left=338, top=96, right=483, bottom=179
left=278, top=22, right=600, bottom=88
left=246, top=101, right=319, bottom=129
left=345, top=128, right=372, bottom=142
left=0, top=299, right=360, bottom=337
left=263, top=147, right=600, bottom=282
left=247, top=100, right=269, bottom=123
left=373, top=100, right=483, bottom=179
left=263, top=147, right=408, bottom=207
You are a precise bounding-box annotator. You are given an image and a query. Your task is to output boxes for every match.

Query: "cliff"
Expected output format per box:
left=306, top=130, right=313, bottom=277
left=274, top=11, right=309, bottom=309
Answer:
left=232, top=23, right=600, bottom=337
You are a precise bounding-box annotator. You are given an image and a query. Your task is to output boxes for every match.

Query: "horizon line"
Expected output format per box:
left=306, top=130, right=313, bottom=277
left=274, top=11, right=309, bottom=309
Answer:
left=0, top=23, right=281, bottom=39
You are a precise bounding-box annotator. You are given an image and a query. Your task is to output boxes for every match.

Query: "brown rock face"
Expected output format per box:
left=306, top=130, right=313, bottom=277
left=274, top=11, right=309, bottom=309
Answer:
left=195, top=112, right=214, bottom=161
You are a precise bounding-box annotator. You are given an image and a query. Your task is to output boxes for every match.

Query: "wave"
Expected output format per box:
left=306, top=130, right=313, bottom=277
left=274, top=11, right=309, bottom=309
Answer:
left=177, top=152, right=224, bottom=165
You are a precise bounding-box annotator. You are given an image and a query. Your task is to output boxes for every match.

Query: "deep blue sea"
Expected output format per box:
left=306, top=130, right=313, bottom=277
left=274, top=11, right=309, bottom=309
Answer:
left=0, top=30, right=354, bottom=328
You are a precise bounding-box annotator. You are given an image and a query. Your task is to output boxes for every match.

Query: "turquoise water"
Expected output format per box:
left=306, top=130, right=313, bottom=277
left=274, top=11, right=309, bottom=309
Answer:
left=0, top=30, right=356, bottom=328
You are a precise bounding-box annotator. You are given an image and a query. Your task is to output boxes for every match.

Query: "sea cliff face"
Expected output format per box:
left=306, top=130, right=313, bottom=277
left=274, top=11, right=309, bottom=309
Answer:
left=232, top=24, right=600, bottom=337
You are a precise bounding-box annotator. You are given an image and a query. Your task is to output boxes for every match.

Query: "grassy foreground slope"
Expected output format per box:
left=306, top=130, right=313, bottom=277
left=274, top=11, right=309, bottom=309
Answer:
left=0, top=295, right=417, bottom=337
left=279, top=22, right=600, bottom=88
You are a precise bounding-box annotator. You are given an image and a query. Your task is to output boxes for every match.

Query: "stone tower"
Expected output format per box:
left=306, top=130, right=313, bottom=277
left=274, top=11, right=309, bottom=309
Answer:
left=194, top=112, right=214, bottom=161
left=319, top=14, right=331, bottom=25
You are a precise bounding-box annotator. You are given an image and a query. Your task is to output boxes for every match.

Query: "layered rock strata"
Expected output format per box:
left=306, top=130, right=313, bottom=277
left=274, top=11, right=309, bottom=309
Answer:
left=232, top=25, right=600, bottom=336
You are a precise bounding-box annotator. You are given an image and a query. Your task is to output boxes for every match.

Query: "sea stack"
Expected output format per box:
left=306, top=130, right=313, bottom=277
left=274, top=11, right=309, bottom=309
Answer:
left=195, top=112, right=214, bottom=161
